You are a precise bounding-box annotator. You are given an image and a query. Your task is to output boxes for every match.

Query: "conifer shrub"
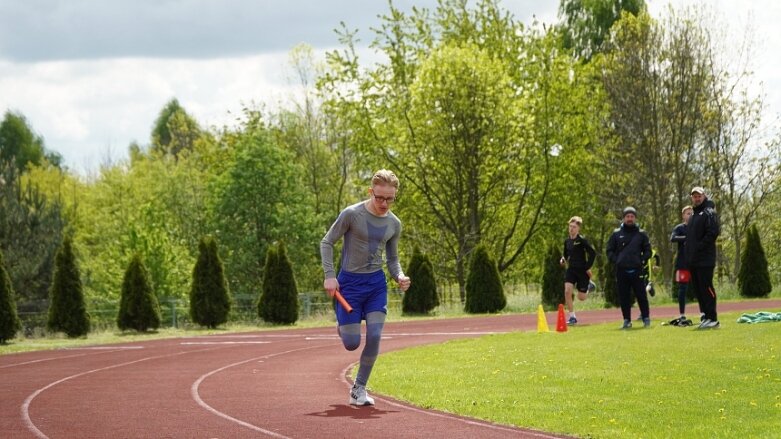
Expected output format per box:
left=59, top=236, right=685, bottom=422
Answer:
left=601, top=258, right=619, bottom=308
left=738, top=224, right=772, bottom=298
left=47, top=236, right=90, bottom=337
left=259, top=242, right=299, bottom=324
left=402, top=247, right=439, bottom=314
left=189, top=236, right=230, bottom=328
left=117, top=254, right=162, bottom=332
left=0, top=248, right=21, bottom=344
left=464, top=245, right=506, bottom=313
left=541, top=243, right=565, bottom=310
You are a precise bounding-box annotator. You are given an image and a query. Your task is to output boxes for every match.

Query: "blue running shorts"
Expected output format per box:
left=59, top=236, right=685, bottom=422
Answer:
left=335, top=270, right=387, bottom=325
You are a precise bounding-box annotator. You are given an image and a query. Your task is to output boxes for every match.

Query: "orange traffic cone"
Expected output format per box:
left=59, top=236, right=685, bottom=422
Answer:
left=536, top=304, right=550, bottom=333
left=556, top=304, right=568, bottom=332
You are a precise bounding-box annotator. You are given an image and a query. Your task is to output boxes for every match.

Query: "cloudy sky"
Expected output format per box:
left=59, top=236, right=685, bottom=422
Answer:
left=1, top=0, right=778, bottom=173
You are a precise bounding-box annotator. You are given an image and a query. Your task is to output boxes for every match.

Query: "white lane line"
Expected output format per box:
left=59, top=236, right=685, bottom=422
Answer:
left=191, top=343, right=335, bottom=438
left=189, top=334, right=312, bottom=339
left=64, top=346, right=144, bottom=350
left=21, top=347, right=217, bottom=439
left=181, top=341, right=271, bottom=345
left=1, top=349, right=139, bottom=370
left=339, top=363, right=559, bottom=439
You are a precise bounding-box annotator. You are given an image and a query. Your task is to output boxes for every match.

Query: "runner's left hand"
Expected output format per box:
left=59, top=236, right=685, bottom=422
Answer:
left=397, top=275, right=411, bottom=292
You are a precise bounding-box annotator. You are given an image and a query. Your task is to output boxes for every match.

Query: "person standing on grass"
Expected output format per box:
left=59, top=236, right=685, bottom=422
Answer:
left=670, top=205, right=694, bottom=325
left=606, top=207, right=653, bottom=329
left=559, top=216, right=596, bottom=325
left=685, top=187, right=721, bottom=329
left=320, top=169, right=411, bottom=406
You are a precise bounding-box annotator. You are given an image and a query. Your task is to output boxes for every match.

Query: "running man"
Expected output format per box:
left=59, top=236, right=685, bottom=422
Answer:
left=320, top=169, right=411, bottom=406
left=559, top=216, right=596, bottom=325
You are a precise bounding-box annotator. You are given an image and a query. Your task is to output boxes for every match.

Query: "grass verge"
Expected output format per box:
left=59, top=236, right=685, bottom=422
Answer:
left=369, top=311, right=781, bottom=438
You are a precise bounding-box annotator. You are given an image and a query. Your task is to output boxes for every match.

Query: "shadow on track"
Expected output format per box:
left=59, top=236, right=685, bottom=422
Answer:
left=306, top=404, right=399, bottom=420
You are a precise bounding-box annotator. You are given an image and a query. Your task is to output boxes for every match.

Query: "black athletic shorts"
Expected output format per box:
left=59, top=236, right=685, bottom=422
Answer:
left=565, top=268, right=590, bottom=292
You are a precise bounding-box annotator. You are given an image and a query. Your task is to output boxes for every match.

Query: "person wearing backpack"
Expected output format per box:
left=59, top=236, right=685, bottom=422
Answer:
left=606, top=207, right=653, bottom=329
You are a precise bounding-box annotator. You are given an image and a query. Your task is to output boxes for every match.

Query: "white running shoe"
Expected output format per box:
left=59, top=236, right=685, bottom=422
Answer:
left=349, top=384, right=375, bottom=406
left=698, top=319, right=720, bottom=329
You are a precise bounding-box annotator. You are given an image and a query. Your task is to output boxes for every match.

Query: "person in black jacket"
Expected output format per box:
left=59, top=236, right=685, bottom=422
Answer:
left=685, top=187, right=721, bottom=329
left=559, top=216, right=596, bottom=325
left=670, top=206, right=694, bottom=324
left=606, top=207, right=652, bottom=329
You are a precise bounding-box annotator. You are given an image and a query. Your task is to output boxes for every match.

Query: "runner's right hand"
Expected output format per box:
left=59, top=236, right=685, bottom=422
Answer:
left=324, top=278, right=339, bottom=298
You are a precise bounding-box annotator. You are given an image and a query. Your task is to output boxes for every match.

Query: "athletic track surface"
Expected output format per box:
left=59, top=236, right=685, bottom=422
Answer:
left=2, top=299, right=779, bottom=439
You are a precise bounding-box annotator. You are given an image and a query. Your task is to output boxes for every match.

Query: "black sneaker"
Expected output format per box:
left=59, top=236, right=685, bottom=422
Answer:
left=621, top=320, right=632, bottom=330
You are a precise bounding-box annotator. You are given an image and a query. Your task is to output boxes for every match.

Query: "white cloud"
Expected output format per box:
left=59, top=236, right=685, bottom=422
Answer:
left=0, top=53, right=302, bottom=173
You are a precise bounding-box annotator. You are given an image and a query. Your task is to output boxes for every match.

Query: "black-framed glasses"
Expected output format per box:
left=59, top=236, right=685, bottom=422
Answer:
left=372, top=194, right=396, bottom=204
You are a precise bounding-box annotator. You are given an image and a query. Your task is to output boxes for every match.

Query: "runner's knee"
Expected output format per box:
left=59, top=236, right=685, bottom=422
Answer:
left=341, top=333, right=361, bottom=351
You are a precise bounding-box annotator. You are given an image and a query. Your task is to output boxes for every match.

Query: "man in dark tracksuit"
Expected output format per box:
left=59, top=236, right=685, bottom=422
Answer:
left=606, top=207, right=652, bottom=329
left=685, top=187, right=721, bottom=329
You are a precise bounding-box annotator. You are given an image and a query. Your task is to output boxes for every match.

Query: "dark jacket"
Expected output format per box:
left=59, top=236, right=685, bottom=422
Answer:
left=606, top=223, right=652, bottom=270
left=685, top=198, right=720, bottom=268
left=670, top=223, right=687, bottom=270
left=563, top=234, right=596, bottom=270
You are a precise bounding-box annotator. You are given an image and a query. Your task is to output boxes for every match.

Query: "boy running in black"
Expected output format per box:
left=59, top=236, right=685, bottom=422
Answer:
left=559, top=216, right=596, bottom=325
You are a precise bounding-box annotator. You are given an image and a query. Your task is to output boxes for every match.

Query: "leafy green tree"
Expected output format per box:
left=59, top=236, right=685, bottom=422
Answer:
left=601, top=258, right=619, bottom=308
left=322, top=1, right=609, bottom=300
left=117, top=254, right=161, bottom=332
left=465, top=245, right=506, bottom=313
left=189, top=237, right=230, bottom=328
left=75, top=152, right=200, bottom=311
left=214, top=112, right=320, bottom=294
left=602, top=9, right=715, bottom=282
left=402, top=247, right=439, bottom=314
left=541, top=243, right=565, bottom=310
left=738, top=224, right=772, bottom=298
left=0, top=111, right=61, bottom=171
left=151, top=99, right=201, bottom=158
left=258, top=242, right=299, bottom=324
left=701, top=33, right=781, bottom=279
left=0, top=167, right=65, bottom=306
left=272, top=43, right=353, bottom=222
left=0, top=248, right=21, bottom=344
left=47, top=236, right=90, bottom=337
left=558, top=0, right=646, bottom=61
left=0, top=112, right=66, bottom=310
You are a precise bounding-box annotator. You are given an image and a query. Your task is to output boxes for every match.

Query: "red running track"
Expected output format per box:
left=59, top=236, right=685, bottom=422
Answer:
left=2, top=299, right=778, bottom=439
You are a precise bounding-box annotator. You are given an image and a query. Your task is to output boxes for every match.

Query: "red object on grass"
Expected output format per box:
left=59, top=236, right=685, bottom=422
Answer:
left=675, top=269, right=691, bottom=283
left=556, top=304, right=568, bottom=332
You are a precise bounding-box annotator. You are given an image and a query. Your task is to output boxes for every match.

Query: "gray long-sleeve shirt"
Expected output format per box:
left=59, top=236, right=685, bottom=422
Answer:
left=320, top=201, right=403, bottom=280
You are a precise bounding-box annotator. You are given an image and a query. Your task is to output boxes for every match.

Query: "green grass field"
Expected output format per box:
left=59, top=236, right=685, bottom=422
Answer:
left=369, top=312, right=781, bottom=439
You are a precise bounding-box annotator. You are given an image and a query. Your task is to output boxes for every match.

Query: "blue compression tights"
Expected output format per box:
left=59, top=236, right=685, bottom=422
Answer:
left=338, top=311, right=385, bottom=387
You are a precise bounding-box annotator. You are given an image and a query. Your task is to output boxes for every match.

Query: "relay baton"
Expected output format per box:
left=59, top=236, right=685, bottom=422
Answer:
left=334, top=289, right=353, bottom=313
